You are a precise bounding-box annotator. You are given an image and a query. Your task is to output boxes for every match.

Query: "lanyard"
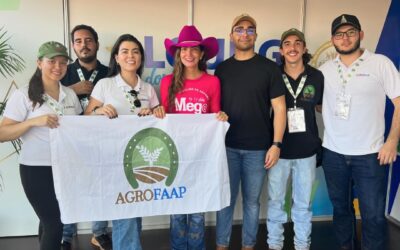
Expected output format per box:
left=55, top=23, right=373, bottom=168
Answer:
left=336, top=57, right=364, bottom=93
left=77, top=68, right=98, bottom=83
left=282, top=74, right=307, bottom=108
left=42, top=94, right=64, bottom=116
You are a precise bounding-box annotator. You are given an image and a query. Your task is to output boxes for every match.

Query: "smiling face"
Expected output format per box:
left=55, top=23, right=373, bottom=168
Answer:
left=280, top=34, right=306, bottom=65
left=179, top=46, right=204, bottom=69
left=230, top=20, right=257, bottom=52
left=115, top=41, right=142, bottom=74
left=332, top=25, right=363, bottom=55
left=38, top=56, right=68, bottom=83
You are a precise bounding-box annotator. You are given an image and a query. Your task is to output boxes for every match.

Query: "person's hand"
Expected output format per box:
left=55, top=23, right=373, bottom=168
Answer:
left=32, top=114, right=59, bottom=128
left=138, top=108, right=152, bottom=117
left=377, top=140, right=398, bottom=165
left=153, top=105, right=166, bottom=119
left=216, top=111, right=228, bottom=121
left=70, top=81, right=94, bottom=95
left=264, top=145, right=281, bottom=169
left=95, top=104, right=118, bottom=119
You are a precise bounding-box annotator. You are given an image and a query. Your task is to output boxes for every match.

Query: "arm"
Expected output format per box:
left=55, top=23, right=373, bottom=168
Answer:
left=69, top=80, right=94, bottom=95
left=265, top=95, right=286, bottom=169
left=378, top=96, right=400, bottom=165
left=0, top=115, right=59, bottom=142
left=84, top=97, right=117, bottom=118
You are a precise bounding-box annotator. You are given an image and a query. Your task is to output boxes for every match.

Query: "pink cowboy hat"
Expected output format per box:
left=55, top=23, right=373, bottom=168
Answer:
left=164, top=25, right=219, bottom=60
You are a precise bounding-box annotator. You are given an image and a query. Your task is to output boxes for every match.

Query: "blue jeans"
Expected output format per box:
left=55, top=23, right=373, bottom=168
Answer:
left=62, top=221, right=108, bottom=242
left=216, top=147, right=267, bottom=248
left=322, top=148, right=387, bottom=250
left=112, top=218, right=142, bottom=250
left=267, top=155, right=316, bottom=250
left=170, top=213, right=205, bottom=250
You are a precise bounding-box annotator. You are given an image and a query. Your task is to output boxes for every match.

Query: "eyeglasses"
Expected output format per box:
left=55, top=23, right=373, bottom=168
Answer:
left=333, top=29, right=358, bottom=40
left=233, top=27, right=256, bottom=36
left=129, top=90, right=141, bottom=108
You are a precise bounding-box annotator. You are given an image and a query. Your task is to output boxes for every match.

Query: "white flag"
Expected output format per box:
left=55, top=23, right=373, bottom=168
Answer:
left=50, top=114, right=230, bottom=223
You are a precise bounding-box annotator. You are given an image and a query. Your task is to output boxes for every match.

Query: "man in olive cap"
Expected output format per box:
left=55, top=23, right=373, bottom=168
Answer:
left=320, top=14, right=400, bottom=250
left=266, top=28, right=324, bottom=250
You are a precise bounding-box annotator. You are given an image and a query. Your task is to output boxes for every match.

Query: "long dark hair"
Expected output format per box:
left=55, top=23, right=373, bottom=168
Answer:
left=108, top=34, right=145, bottom=77
left=167, top=47, right=207, bottom=110
left=28, top=67, right=44, bottom=109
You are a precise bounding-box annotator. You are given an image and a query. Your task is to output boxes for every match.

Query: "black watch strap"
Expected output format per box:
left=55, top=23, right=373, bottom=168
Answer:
left=272, top=141, right=282, bottom=149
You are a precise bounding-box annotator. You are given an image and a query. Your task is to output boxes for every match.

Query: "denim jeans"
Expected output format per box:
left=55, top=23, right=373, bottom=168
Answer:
left=322, top=148, right=387, bottom=250
left=216, top=147, right=267, bottom=247
left=170, top=213, right=205, bottom=250
left=112, top=217, right=142, bottom=250
left=267, top=155, right=316, bottom=250
left=62, top=221, right=108, bottom=242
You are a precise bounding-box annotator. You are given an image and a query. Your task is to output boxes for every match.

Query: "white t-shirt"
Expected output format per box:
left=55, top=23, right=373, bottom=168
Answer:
left=320, top=49, right=400, bottom=155
left=91, top=74, right=159, bottom=115
left=3, top=84, right=82, bottom=165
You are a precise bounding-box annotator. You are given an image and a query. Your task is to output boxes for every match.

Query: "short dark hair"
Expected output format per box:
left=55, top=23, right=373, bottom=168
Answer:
left=108, top=34, right=145, bottom=77
left=71, top=24, right=99, bottom=43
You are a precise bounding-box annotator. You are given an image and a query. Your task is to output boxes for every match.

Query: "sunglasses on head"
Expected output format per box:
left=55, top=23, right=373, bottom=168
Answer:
left=129, top=90, right=141, bottom=108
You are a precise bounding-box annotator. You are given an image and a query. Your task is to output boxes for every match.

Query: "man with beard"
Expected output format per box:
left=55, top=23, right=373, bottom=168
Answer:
left=320, top=14, right=400, bottom=250
left=266, top=28, right=323, bottom=250
left=215, top=14, right=286, bottom=250
left=60, top=25, right=111, bottom=250
left=61, top=24, right=108, bottom=111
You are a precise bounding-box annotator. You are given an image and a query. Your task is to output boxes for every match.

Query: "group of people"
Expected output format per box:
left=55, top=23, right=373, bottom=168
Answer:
left=0, top=12, right=399, bottom=250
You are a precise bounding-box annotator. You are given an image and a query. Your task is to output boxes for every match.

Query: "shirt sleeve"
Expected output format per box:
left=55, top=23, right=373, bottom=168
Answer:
left=379, top=56, right=400, bottom=100
left=210, top=76, right=221, bottom=113
left=72, top=91, right=83, bottom=114
left=3, top=89, right=29, bottom=122
left=90, top=78, right=106, bottom=103
left=269, top=63, right=286, bottom=99
left=148, top=85, right=160, bottom=109
left=160, top=76, right=171, bottom=111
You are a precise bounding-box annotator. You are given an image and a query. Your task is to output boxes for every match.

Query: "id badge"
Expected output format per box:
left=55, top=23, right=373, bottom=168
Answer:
left=335, top=93, right=351, bottom=120
left=288, top=108, right=306, bottom=133
left=80, top=97, right=89, bottom=111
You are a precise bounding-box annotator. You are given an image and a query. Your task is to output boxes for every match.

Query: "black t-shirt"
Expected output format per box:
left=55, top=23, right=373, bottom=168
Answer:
left=215, top=54, right=285, bottom=150
left=61, top=59, right=109, bottom=100
left=279, top=64, right=324, bottom=159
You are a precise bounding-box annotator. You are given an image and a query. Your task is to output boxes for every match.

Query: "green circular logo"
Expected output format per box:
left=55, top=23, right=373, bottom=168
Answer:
left=124, top=128, right=179, bottom=189
left=303, top=85, right=316, bottom=99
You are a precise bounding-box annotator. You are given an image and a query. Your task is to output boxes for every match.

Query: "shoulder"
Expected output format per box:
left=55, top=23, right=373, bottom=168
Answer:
left=216, top=57, right=235, bottom=71
left=318, top=59, right=335, bottom=72
left=98, top=62, right=109, bottom=71
left=160, top=74, right=173, bottom=84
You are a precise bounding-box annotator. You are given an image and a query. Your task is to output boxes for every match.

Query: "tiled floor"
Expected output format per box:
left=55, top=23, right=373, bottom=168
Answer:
left=0, top=221, right=399, bottom=250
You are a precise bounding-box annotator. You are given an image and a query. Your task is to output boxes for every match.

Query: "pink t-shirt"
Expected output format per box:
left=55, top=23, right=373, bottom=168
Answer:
left=160, top=73, right=221, bottom=114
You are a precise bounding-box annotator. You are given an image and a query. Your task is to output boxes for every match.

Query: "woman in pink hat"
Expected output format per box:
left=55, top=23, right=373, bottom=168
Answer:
left=153, top=25, right=228, bottom=250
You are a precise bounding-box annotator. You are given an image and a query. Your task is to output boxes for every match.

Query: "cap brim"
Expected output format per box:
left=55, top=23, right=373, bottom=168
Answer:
left=44, top=52, right=72, bottom=61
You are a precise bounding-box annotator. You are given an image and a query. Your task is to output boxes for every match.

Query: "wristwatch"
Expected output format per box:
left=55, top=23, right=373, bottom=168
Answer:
left=272, top=141, right=282, bottom=149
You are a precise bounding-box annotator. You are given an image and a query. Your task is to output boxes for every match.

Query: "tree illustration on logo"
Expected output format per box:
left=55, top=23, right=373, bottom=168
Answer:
left=124, top=128, right=179, bottom=189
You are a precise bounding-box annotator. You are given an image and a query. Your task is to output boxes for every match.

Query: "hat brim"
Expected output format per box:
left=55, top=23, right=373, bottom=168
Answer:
left=44, top=52, right=72, bottom=61
left=165, top=37, right=218, bottom=61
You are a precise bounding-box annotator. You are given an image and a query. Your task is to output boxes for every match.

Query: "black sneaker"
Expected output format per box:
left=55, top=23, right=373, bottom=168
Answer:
left=61, top=240, right=72, bottom=250
left=91, top=234, right=112, bottom=250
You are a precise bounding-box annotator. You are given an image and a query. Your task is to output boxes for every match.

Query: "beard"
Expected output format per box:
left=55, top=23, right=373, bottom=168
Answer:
left=334, top=38, right=361, bottom=55
left=78, top=54, right=97, bottom=64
